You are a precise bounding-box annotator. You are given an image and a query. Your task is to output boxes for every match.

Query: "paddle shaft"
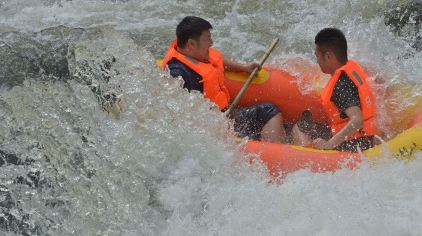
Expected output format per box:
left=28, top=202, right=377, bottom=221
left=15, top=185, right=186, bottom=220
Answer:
left=224, top=38, right=279, bottom=116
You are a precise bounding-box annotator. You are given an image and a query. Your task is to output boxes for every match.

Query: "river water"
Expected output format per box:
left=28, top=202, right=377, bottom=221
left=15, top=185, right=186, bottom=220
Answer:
left=0, top=0, right=421, bottom=235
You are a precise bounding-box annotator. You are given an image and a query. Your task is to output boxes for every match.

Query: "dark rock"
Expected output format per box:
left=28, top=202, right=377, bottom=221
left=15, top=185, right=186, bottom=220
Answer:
left=0, top=25, right=103, bottom=87
left=0, top=25, right=123, bottom=114
left=0, top=149, right=21, bottom=166
left=385, top=0, right=422, bottom=52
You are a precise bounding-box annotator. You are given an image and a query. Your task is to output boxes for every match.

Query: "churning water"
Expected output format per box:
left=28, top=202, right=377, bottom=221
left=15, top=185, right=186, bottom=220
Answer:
left=0, top=0, right=421, bottom=235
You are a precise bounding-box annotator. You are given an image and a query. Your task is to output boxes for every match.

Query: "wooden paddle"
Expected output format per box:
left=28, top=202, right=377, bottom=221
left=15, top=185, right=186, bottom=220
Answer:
left=224, top=38, right=279, bottom=116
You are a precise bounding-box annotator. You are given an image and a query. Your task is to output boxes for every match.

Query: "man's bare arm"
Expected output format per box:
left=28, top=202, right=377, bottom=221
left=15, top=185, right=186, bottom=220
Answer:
left=329, top=106, right=363, bottom=147
left=313, top=106, right=363, bottom=149
left=223, top=57, right=260, bottom=73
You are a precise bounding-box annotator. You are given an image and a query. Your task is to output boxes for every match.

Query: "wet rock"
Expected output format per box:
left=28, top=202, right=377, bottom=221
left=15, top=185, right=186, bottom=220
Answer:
left=385, top=0, right=422, bottom=52
left=0, top=32, right=43, bottom=87
left=0, top=151, right=49, bottom=235
left=67, top=40, right=123, bottom=118
left=0, top=25, right=101, bottom=87
left=0, top=25, right=123, bottom=115
left=0, top=149, right=22, bottom=166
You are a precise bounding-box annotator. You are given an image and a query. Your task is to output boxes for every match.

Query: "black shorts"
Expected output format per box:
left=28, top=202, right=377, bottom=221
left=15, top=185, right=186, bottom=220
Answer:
left=297, top=110, right=374, bottom=152
left=232, top=102, right=280, bottom=140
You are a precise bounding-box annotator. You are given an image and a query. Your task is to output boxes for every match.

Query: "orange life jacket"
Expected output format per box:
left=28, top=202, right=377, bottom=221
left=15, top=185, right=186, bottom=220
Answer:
left=320, top=60, right=375, bottom=140
left=161, top=40, right=230, bottom=110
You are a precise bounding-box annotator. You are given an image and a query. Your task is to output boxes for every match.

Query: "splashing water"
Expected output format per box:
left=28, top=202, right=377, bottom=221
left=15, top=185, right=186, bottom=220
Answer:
left=0, top=0, right=421, bottom=235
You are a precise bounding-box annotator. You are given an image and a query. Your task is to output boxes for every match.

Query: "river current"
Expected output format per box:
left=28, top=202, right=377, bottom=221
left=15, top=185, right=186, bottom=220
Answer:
left=0, top=0, right=421, bottom=235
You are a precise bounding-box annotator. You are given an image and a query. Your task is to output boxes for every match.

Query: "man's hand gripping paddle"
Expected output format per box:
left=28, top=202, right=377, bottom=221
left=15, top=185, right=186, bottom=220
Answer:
left=224, top=38, right=279, bottom=117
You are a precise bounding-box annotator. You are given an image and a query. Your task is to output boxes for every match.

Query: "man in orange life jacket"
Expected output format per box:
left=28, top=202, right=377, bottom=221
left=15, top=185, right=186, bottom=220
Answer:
left=292, top=28, right=375, bottom=152
left=162, top=16, right=286, bottom=143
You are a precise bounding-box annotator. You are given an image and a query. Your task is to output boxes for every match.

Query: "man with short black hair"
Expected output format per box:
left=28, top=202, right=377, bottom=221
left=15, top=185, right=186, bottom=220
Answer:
left=292, top=28, right=375, bottom=152
left=162, top=16, right=286, bottom=143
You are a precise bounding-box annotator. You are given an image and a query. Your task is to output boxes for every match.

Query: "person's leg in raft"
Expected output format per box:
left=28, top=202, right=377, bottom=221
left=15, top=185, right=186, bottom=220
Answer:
left=291, top=110, right=313, bottom=145
left=291, top=123, right=312, bottom=146
left=291, top=110, right=331, bottom=146
left=261, top=112, right=286, bottom=143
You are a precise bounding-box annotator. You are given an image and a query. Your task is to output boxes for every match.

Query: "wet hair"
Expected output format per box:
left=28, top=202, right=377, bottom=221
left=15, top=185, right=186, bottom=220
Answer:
left=176, top=16, right=213, bottom=48
left=315, top=28, right=348, bottom=64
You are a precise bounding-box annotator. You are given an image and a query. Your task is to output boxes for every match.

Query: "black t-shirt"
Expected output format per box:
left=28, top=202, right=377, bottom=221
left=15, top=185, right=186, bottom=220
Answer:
left=298, top=71, right=373, bottom=152
left=167, top=58, right=203, bottom=93
left=331, top=72, right=361, bottom=118
left=330, top=72, right=374, bottom=151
